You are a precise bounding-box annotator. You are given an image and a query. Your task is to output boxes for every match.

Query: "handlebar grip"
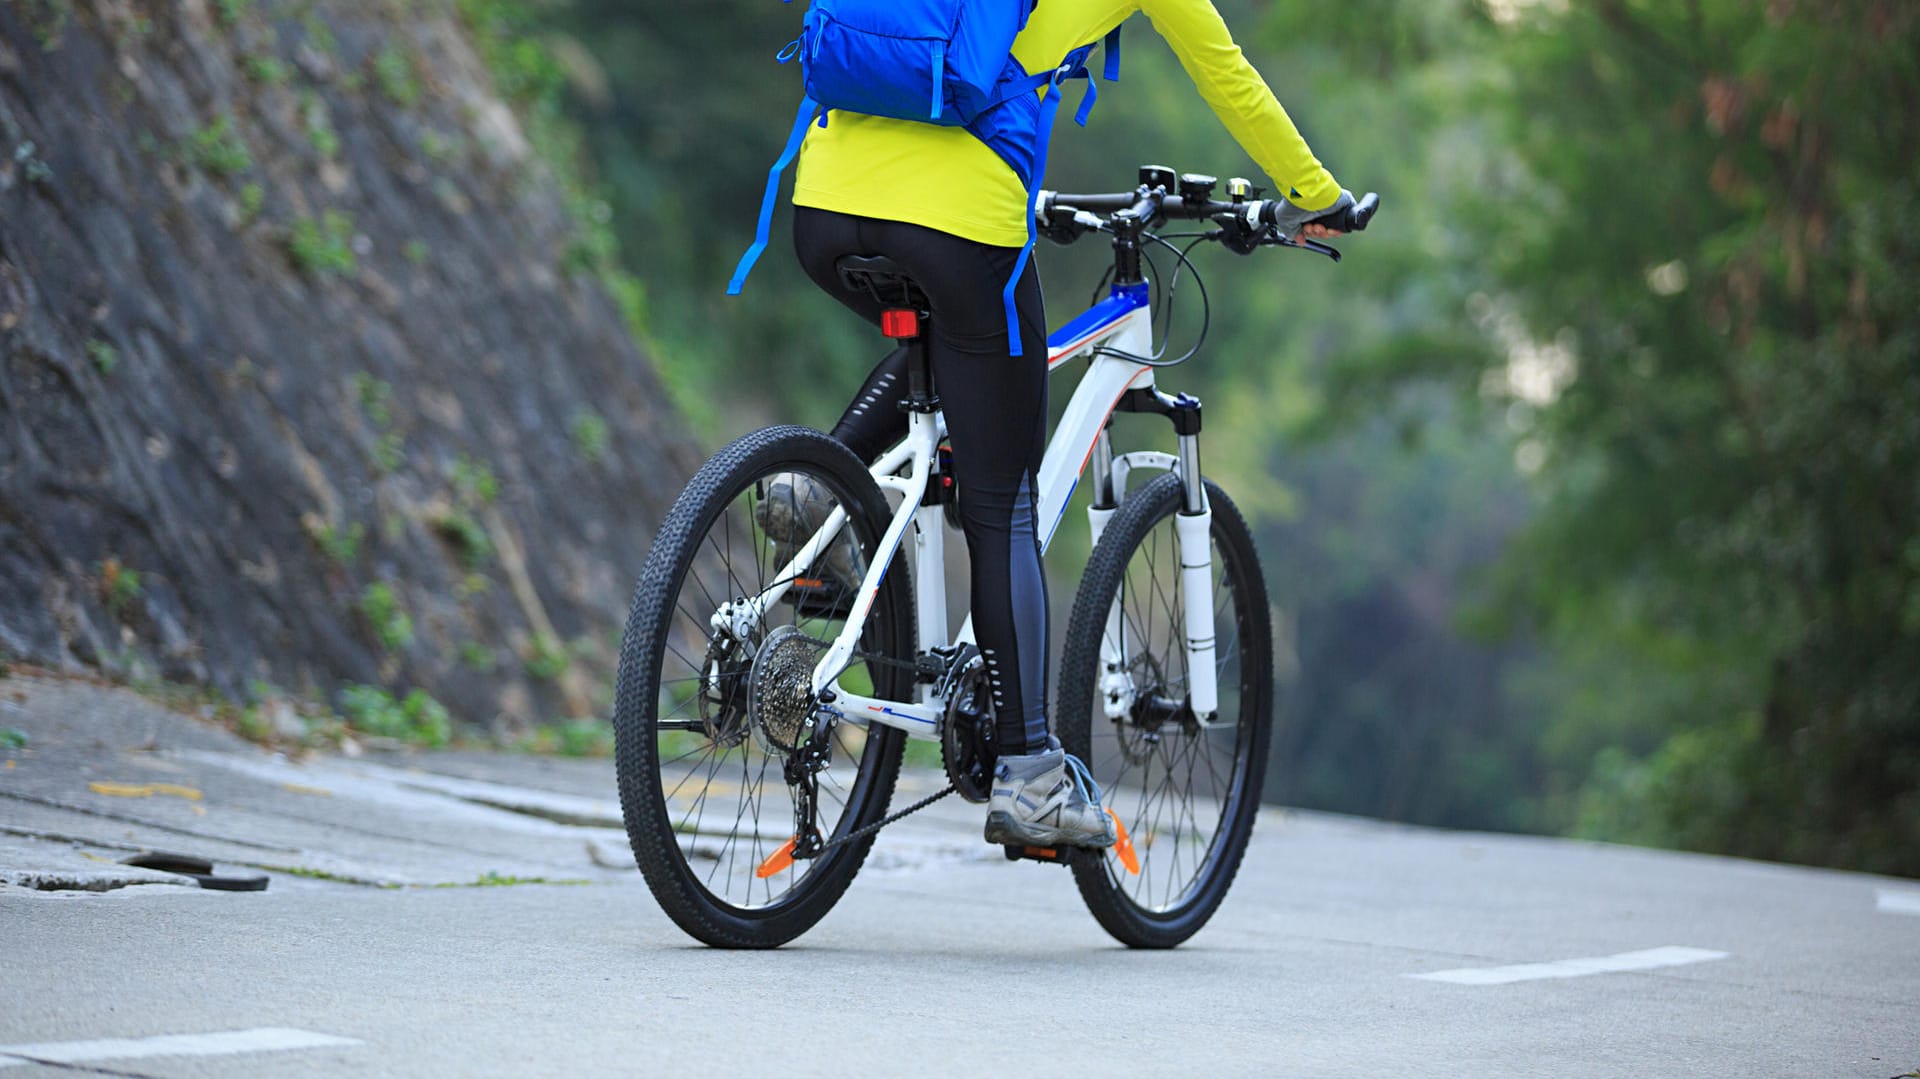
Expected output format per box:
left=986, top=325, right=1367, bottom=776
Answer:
left=1342, top=192, right=1380, bottom=233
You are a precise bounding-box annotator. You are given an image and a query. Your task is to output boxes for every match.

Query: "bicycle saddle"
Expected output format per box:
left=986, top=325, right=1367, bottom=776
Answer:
left=835, top=255, right=928, bottom=309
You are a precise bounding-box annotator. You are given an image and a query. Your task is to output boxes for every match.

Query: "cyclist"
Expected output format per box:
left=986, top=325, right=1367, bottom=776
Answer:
left=775, top=0, right=1357, bottom=851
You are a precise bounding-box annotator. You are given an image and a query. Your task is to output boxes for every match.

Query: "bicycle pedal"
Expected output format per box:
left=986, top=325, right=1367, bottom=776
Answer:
left=1002, top=844, right=1075, bottom=866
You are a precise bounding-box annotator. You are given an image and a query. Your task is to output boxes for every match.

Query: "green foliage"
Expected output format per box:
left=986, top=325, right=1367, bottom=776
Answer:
left=372, top=432, right=406, bottom=473
left=403, top=239, right=431, bottom=265
left=288, top=211, right=356, bottom=275
left=299, top=10, right=337, bottom=56
left=86, top=339, right=118, bottom=375
left=99, top=558, right=142, bottom=614
left=186, top=115, right=252, bottom=176
left=518, top=717, right=613, bottom=757
left=237, top=181, right=265, bottom=224
left=458, top=641, right=496, bottom=671
left=451, top=455, right=499, bottom=506
left=1285, top=0, right=1920, bottom=873
left=372, top=45, right=421, bottom=106
left=431, top=508, right=493, bottom=568
left=24, top=1, right=70, bottom=50
left=301, top=92, right=340, bottom=158
left=356, top=582, right=414, bottom=651
left=454, top=0, right=566, bottom=108
left=338, top=684, right=451, bottom=746
left=0, top=728, right=28, bottom=750
left=353, top=373, right=394, bottom=427
left=215, top=0, right=250, bottom=27
left=568, top=409, right=609, bottom=463
left=522, top=632, right=568, bottom=680
left=246, top=55, right=290, bottom=84
left=307, top=519, right=364, bottom=566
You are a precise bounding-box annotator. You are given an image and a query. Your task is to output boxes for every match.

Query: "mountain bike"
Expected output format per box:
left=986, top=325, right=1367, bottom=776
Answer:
left=613, top=166, right=1378, bottom=949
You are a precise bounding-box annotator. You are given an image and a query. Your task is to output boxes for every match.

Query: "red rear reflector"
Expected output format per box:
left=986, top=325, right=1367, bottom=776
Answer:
left=881, top=309, right=920, bottom=339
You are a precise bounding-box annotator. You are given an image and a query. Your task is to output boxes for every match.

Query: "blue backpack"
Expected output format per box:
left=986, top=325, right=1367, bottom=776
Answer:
left=727, top=0, right=1121, bottom=356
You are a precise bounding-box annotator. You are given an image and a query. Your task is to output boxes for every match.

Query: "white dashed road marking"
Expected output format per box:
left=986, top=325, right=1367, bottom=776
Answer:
left=1877, top=889, right=1920, bottom=916
left=0, top=1027, right=359, bottom=1069
left=1407, top=946, right=1729, bottom=986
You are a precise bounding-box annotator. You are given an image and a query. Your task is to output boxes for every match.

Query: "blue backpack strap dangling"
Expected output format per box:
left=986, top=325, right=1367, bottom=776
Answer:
left=999, top=28, right=1122, bottom=355
left=728, top=95, right=821, bottom=296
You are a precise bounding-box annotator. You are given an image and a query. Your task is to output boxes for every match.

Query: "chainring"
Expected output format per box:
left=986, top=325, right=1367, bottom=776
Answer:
left=939, top=648, right=997, bottom=803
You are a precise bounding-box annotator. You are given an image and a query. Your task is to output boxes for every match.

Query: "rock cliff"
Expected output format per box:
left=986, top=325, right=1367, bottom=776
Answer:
left=0, top=0, right=703, bottom=729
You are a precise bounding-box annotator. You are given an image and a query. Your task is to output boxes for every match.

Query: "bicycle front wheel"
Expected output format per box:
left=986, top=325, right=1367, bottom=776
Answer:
left=612, top=425, right=914, bottom=948
left=1057, top=474, right=1274, bottom=948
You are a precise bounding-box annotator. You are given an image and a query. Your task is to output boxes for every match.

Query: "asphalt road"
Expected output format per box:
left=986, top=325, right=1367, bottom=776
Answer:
left=2, top=673, right=1916, bottom=1077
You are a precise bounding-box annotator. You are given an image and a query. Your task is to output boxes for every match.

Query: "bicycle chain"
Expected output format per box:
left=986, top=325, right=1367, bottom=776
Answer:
left=806, top=781, right=957, bottom=859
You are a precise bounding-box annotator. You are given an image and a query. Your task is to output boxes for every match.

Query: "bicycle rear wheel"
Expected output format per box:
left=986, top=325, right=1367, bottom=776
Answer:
left=1057, top=474, right=1273, bottom=948
left=613, top=425, right=914, bottom=948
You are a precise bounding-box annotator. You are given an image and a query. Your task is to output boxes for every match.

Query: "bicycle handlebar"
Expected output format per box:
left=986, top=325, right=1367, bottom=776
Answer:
left=1042, top=188, right=1379, bottom=232
left=1038, top=176, right=1379, bottom=261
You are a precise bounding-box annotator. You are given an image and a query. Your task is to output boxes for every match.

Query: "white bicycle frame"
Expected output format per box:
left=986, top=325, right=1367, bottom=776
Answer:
left=720, top=281, right=1220, bottom=743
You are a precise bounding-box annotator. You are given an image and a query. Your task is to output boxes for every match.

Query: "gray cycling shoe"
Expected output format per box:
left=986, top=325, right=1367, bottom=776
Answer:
left=984, top=748, right=1117, bottom=849
left=753, top=471, right=862, bottom=615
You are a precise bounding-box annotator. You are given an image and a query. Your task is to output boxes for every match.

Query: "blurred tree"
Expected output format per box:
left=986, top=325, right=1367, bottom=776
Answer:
left=1336, top=0, right=1920, bottom=874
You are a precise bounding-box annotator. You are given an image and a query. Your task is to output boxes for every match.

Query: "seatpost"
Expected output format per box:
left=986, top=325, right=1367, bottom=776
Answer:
left=883, top=307, right=938, bottom=413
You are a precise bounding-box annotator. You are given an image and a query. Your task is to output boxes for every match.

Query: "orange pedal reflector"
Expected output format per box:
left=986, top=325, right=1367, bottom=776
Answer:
left=1108, top=809, right=1140, bottom=875
left=756, top=837, right=798, bottom=879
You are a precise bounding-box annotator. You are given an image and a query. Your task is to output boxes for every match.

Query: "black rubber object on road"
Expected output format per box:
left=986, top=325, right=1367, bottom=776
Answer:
left=121, top=853, right=270, bottom=891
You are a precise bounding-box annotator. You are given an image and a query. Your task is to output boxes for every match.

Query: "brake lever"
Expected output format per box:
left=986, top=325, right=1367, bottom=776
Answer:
left=1267, top=233, right=1343, bottom=262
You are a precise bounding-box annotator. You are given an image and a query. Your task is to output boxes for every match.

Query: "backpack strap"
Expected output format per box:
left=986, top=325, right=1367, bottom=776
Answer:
left=1000, top=28, right=1120, bottom=356
left=728, top=95, right=821, bottom=296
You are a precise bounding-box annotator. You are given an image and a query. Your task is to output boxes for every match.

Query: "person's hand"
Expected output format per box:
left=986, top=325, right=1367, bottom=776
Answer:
left=1269, top=188, right=1355, bottom=239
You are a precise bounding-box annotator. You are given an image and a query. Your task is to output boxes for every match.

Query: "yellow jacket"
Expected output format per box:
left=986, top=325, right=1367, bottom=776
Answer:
left=792, top=0, right=1341, bottom=249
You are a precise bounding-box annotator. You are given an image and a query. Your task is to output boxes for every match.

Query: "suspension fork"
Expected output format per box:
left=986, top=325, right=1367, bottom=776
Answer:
left=1106, top=388, right=1219, bottom=723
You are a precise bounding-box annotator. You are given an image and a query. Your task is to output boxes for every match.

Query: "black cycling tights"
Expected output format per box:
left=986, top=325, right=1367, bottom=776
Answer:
left=793, top=207, right=1050, bottom=755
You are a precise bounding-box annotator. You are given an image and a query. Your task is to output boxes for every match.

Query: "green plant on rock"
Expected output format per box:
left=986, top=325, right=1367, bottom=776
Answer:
left=237, top=182, right=265, bottom=224
left=452, top=455, right=499, bottom=506
left=523, top=633, right=568, bottom=680
left=568, top=410, right=609, bottom=463
left=372, top=432, right=406, bottom=474
left=187, top=115, right=252, bottom=176
left=246, top=55, right=289, bottom=84
left=99, top=558, right=143, bottom=614
left=356, top=582, right=414, bottom=651
left=86, top=339, right=118, bottom=375
left=299, top=10, right=337, bottom=55
left=307, top=519, right=364, bottom=566
left=520, top=717, right=612, bottom=757
left=458, top=641, right=496, bottom=672
left=431, top=508, right=493, bottom=568
left=338, top=684, right=451, bottom=747
left=300, top=92, right=340, bottom=158
left=353, top=373, right=394, bottom=428
left=215, top=0, right=250, bottom=26
left=288, top=211, right=356, bottom=276
left=373, top=45, right=421, bottom=106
